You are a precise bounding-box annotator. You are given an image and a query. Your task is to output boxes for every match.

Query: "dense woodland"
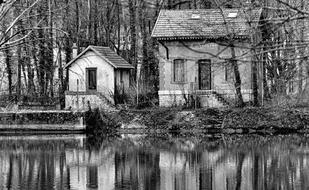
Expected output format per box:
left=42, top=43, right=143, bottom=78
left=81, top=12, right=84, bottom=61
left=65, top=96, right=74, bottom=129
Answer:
left=0, top=0, right=308, bottom=108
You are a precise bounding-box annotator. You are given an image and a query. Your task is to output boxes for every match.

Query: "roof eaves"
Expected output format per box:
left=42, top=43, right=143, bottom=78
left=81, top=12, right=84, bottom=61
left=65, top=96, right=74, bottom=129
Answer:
left=117, top=65, right=135, bottom=69
left=155, top=34, right=250, bottom=41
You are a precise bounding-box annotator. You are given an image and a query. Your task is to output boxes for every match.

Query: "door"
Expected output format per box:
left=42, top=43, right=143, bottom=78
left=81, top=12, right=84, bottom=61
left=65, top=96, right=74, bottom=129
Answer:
left=198, top=60, right=211, bottom=90
left=86, top=68, right=97, bottom=91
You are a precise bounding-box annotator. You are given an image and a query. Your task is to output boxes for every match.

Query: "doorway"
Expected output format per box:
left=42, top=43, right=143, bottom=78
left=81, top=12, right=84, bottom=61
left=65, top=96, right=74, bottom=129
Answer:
left=198, top=60, right=211, bottom=90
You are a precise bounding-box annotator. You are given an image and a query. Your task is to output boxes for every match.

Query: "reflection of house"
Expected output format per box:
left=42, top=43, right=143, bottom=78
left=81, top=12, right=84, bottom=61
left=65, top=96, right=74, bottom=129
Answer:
left=64, top=46, right=133, bottom=110
left=151, top=9, right=263, bottom=107
left=66, top=149, right=115, bottom=190
left=159, top=152, right=199, bottom=190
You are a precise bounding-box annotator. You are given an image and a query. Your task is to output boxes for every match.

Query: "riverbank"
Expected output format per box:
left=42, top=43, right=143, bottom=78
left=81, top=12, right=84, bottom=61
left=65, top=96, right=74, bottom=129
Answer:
left=91, top=106, right=309, bottom=134
left=0, top=110, right=86, bottom=132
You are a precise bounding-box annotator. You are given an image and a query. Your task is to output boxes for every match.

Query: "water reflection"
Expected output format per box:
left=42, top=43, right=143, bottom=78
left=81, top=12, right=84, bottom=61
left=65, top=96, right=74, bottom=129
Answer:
left=1, top=134, right=309, bottom=189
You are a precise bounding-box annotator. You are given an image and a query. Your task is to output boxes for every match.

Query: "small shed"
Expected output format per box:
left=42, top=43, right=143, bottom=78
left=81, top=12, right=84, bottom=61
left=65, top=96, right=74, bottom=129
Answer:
left=64, top=46, right=133, bottom=110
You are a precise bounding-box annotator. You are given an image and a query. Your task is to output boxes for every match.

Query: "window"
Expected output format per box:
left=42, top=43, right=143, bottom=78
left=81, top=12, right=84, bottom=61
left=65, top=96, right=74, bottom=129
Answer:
left=87, top=68, right=97, bottom=90
left=173, top=59, right=185, bottom=83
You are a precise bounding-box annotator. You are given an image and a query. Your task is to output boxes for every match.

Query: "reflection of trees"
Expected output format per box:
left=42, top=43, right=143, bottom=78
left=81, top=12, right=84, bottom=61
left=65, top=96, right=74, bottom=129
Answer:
left=235, top=153, right=245, bottom=190
left=6, top=154, right=13, bottom=189
left=0, top=144, right=71, bottom=190
left=114, top=150, right=160, bottom=190
left=3, top=135, right=309, bottom=190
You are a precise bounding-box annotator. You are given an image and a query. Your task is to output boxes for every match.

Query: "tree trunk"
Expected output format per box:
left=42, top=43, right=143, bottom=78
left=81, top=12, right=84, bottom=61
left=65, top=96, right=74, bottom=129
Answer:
left=58, top=45, right=65, bottom=109
left=117, top=0, right=121, bottom=54
left=139, top=0, right=148, bottom=86
left=231, top=45, right=244, bottom=107
left=93, top=0, right=98, bottom=45
left=37, top=2, right=47, bottom=97
left=128, top=0, right=137, bottom=70
left=250, top=29, right=259, bottom=106
left=17, top=42, right=22, bottom=100
left=15, top=2, right=22, bottom=101
left=61, top=0, right=71, bottom=109
left=48, top=0, right=54, bottom=97
left=4, top=45, right=12, bottom=98
left=297, top=0, right=305, bottom=102
left=29, top=31, right=37, bottom=95
left=105, top=1, right=111, bottom=47
left=75, top=0, right=81, bottom=53
left=87, top=0, right=92, bottom=44
left=252, top=56, right=259, bottom=106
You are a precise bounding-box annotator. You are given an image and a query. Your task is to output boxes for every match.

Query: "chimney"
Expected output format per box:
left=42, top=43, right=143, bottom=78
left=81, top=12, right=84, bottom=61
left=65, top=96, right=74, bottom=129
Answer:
left=72, top=43, right=78, bottom=58
left=244, top=0, right=252, bottom=8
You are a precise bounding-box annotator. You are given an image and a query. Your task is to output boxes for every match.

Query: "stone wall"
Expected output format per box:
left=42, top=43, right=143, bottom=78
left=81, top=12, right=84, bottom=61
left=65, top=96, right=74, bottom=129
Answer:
left=158, top=90, right=190, bottom=107
left=158, top=90, right=253, bottom=107
left=65, top=92, right=114, bottom=111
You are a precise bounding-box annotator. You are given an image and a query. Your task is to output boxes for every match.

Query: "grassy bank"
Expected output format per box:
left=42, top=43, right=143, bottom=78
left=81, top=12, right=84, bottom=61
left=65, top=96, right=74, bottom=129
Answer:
left=86, top=106, right=309, bottom=134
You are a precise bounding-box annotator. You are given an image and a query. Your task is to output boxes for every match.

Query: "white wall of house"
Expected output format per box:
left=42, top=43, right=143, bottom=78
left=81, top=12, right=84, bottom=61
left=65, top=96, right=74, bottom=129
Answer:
left=68, top=50, right=115, bottom=96
left=157, top=41, right=253, bottom=107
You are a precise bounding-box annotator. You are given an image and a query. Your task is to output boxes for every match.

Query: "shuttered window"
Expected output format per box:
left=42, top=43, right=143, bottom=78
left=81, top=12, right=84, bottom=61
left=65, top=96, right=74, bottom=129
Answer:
left=173, top=59, right=185, bottom=83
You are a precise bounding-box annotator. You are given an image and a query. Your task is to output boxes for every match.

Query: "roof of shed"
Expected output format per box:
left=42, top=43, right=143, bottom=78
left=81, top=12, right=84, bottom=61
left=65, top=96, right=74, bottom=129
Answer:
left=151, top=8, right=263, bottom=40
left=65, top=46, right=134, bottom=69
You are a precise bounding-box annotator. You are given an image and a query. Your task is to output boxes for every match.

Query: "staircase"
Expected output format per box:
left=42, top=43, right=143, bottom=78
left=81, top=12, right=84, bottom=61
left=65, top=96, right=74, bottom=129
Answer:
left=194, top=90, right=231, bottom=108
left=95, top=92, right=117, bottom=112
left=96, top=92, right=114, bottom=106
left=211, top=91, right=231, bottom=107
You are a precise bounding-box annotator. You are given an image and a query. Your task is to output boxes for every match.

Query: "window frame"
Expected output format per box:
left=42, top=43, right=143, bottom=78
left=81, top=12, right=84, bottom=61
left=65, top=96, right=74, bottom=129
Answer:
left=86, top=67, right=97, bottom=91
left=172, top=59, right=186, bottom=84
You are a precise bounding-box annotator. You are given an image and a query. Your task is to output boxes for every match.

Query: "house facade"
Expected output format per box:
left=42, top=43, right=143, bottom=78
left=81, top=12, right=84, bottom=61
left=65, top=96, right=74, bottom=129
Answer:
left=151, top=9, right=263, bottom=107
left=64, top=46, right=133, bottom=110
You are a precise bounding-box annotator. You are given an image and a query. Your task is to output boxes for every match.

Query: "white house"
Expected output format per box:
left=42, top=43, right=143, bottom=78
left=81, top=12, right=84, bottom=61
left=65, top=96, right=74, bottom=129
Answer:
left=64, top=46, right=134, bottom=110
left=151, top=9, right=263, bottom=107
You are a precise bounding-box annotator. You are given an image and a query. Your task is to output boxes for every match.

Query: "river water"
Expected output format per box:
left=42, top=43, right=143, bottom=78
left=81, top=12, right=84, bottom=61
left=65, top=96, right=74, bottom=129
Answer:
left=0, top=133, right=309, bottom=190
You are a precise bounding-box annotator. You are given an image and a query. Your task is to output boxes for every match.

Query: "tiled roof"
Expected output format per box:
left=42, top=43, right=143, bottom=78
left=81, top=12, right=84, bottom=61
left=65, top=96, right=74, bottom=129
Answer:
left=151, top=9, right=263, bottom=40
left=65, top=46, right=134, bottom=69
